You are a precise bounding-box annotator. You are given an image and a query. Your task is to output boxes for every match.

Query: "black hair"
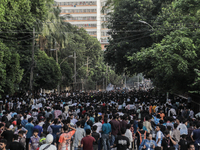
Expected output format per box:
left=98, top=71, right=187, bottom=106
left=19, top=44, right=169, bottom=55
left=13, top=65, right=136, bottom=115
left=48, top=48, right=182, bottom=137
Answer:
left=33, top=129, right=39, bottom=133
left=28, top=117, right=33, bottom=123
left=13, top=134, right=18, bottom=140
left=63, top=125, right=68, bottom=131
left=54, top=119, right=58, bottom=124
left=93, top=125, right=97, bottom=131
left=138, top=122, right=143, bottom=129
left=86, top=129, right=91, bottom=135
left=121, top=127, right=126, bottom=134
left=35, top=120, right=39, bottom=125
left=76, top=121, right=81, bottom=127
left=164, top=130, right=169, bottom=135
left=0, top=139, right=7, bottom=145
left=174, top=123, right=178, bottom=129
left=126, top=124, right=131, bottom=129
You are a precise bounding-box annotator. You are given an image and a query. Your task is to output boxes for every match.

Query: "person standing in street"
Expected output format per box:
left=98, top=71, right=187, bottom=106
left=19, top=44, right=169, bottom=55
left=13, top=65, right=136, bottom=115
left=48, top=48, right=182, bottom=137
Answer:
left=10, top=134, right=24, bottom=150
left=39, top=134, right=57, bottom=150
left=0, top=139, right=7, bottom=150
left=102, top=118, right=111, bottom=150
left=81, top=129, right=95, bottom=150
left=25, top=117, right=34, bottom=150
left=113, top=127, right=130, bottom=150
left=191, top=122, right=200, bottom=150
left=73, top=121, right=85, bottom=150
left=58, top=124, right=76, bottom=150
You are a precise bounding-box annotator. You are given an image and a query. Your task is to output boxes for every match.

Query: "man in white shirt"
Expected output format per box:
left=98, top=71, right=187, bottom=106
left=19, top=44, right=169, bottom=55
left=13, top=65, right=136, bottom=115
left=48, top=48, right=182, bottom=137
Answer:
left=93, top=117, right=102, bottom=135
left=168, top=106, right=176, bottom=117
left=156, top=125, right=164, bottom=147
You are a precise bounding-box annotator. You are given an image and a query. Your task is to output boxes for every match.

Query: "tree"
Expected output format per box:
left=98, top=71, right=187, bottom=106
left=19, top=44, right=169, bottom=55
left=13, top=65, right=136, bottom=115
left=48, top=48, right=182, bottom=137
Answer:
left=104, top=0, right=173, bottom=75
left=130, top=0, right=200, bottom=93
left=33, top=50, right=61, bottom=90
left=0, top=41, right=23, bottom=98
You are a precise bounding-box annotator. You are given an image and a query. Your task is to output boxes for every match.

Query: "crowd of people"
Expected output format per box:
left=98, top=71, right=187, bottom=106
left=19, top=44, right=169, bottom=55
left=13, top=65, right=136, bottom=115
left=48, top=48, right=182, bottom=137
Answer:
left=0, top=90, right=199, bottom=150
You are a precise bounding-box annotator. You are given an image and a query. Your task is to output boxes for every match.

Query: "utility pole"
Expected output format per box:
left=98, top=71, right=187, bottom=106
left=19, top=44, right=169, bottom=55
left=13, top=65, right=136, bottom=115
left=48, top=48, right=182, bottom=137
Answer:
left=29, top=27, right=35, bottom=95
left=106, top=64, right=108, bottom=89
left=55, top=42, right=60, bottom=95
left=74, top=52, right=76, bottom=90
left=86, top=57, right=89, bottom=77
left=103, top=78, right=104, bottom=91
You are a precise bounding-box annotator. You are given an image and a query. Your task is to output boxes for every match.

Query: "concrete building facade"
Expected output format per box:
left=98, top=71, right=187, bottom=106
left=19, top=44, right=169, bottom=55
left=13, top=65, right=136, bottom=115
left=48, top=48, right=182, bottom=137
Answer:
left=54, top=0, right=109, bottom=50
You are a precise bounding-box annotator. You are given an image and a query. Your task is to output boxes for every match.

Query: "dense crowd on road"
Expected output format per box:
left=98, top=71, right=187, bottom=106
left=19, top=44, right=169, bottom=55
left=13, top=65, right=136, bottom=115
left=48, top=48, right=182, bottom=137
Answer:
left=0, top=90, right=199, bottom=150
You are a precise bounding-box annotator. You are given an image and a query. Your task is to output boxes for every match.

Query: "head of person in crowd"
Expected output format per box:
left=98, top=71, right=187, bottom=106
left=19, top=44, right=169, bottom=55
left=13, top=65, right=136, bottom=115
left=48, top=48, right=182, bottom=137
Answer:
left=0, top=139, right=7, bottom=150
left=156, top=125, right=161, bottom=131
left=138, top=122, right=143, bottom=130
left=92, top=125, right=97, bottom=132
left=126, top=124, right=131, bottom=130
left=13, top=134, right=19, bottom=141
left=121, top=127, right=126, bottom=135
left=28, top=117, right=33, bottom=123
left=188, top=143, right=195, bottom=150
left=146, top=133, right=151, bottom=140
left=164, top=130, right=170, bottom=138
left=86, top=129, right=91, bottom=136
left=33, top=129, right=39, bottom=137
left=76, top=121, right=81, bottom=128
left=46, top=134, right=53, bottom=144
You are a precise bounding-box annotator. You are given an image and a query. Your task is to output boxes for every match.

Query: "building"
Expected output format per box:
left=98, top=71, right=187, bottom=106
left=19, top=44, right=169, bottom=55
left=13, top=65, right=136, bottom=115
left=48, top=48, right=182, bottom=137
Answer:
left=54, top=0, right=109, bottom=50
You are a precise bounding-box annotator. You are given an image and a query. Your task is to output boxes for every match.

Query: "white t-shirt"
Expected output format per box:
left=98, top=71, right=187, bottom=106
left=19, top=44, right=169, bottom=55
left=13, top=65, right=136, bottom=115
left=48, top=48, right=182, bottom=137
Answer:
left=39, top=144, right=57, bottom=150
left=93, top=122, right=102, bottom=136
left=156, top=131, right=163, bottom=147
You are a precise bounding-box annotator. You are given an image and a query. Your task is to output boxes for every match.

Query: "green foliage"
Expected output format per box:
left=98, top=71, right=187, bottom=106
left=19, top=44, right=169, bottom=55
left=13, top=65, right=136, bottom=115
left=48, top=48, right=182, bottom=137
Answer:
left=34, top=51, right=61, bottom=90
left=0, top=41, right=23, bottom=98
left=104, top=0, right=173, bottom=75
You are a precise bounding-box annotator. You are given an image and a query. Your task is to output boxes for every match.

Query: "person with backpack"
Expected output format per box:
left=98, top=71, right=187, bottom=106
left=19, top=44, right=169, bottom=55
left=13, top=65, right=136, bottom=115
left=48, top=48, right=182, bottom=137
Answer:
left=39, top=134, right=57, bottom=150
left=136, top=122, right=147, bottom=149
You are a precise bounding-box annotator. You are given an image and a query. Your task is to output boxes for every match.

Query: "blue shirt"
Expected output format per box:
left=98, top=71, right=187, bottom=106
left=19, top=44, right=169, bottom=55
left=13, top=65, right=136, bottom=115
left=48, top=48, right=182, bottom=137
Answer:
left=21, top=119, right=28, bottom=127
left=33, top=125, right=43, bottom=137
left=51, top=125, right=62, bottom=139
left=11, top=112, right=17, bottom=118
left=25, top=123, right=34, bottom=138
left=90, top=117, right=95, bottom=123
left=102, top=123, right=111, bottom=134
left=153, top=116, right=160, bottom=125
left=139, top=139, right=157, bottom=150
left=84, top=122, right=91, bottom=131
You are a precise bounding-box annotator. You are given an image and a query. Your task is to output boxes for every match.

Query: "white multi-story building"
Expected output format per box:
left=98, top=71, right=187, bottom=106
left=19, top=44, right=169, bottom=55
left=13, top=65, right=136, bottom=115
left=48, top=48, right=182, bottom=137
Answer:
left=54, top=0, right=109, bottom=50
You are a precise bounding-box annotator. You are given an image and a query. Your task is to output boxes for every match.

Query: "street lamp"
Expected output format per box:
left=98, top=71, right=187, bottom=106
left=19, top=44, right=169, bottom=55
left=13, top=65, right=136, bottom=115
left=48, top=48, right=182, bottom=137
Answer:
left=138, top=20, right=154, bottom=30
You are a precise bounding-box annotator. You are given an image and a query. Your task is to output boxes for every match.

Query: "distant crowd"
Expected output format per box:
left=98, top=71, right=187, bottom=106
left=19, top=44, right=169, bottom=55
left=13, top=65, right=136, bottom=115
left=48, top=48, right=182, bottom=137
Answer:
left=0, top=90, right=199, bottom=150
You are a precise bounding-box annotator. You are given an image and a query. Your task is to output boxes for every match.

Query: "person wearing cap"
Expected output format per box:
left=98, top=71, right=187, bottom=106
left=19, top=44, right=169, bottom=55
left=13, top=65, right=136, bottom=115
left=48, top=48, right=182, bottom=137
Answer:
left=39, top=134, right=57, bottom=150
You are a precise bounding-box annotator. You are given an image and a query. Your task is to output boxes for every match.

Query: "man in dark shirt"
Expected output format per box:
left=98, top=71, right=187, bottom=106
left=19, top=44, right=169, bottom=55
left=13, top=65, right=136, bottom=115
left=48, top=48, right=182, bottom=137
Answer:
left=109, top=115, right=120, bottom=146
left=114, top=127, right=130, bottom=150
left=92, top=126, right=100, bottom=150
left=161, top=130, right=176, bottom=150
left=1, top=123, right=14, bottom=149
left=135, top=122, right=146, bottom=148
left=81, top=129, right=95, bottom=150
left=0, top=139, right=7, bottom=150
left=10, top=134, right=24, bottom=150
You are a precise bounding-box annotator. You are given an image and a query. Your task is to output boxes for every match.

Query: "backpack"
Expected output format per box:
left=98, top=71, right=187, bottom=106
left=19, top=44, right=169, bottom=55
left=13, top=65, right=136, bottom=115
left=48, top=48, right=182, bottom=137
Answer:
left=138, top=130, right=146, bottom=144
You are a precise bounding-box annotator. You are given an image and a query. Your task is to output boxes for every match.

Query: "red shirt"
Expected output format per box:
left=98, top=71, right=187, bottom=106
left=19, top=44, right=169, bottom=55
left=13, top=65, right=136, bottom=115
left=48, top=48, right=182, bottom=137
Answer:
left=81, top=135, right=95, bottom=150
